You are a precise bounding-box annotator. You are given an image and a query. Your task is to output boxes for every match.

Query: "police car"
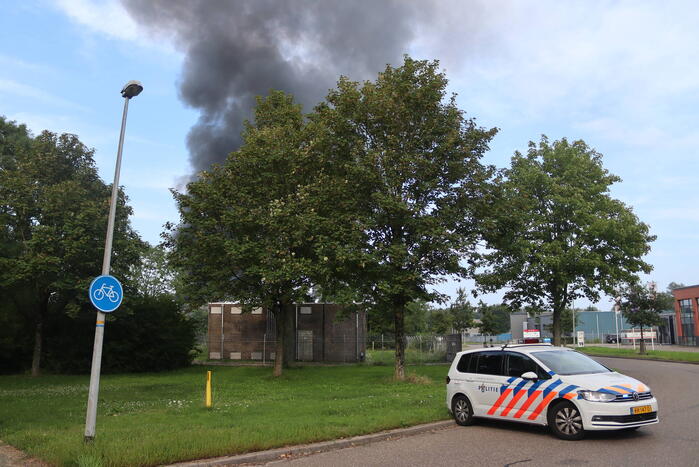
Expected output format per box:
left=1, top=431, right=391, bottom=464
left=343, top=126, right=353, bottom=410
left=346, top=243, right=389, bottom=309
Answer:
left=446, top=344, right=659, bottom=440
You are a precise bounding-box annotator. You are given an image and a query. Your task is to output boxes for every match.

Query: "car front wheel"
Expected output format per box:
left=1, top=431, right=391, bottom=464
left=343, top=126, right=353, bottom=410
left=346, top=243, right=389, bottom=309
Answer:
left=452, top=394, right=474, bottom=426
left=548, top=401, right=585, bottom=440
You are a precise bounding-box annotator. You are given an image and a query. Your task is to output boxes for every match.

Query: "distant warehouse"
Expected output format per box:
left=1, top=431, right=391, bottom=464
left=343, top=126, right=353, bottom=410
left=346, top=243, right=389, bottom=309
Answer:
left=207, top=303, right=367, bottom=362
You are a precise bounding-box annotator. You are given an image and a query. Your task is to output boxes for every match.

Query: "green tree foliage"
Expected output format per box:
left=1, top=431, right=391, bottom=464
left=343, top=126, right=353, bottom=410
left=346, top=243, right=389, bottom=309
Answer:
left=618, top=282, right=673, bottom=354
left=314, top=57, right=497, bottom=379
left=476, top=302, right=511, bottom=336
left=165, top=91, right=342, bottom=376
left=478, top=307, right=500, bottom=346
left=130, top=243, right=175, bottom=298
left=103, top=295, right=196, bottom=372
left=404, top=299, right=431, bottom=334
left=0, top=117, right=197, bottom=375
left=38, top=294, right=196, bottom=373
left=667, top=282, right=685, bottom=291
left=0, top=118, right=141, bottom=375
left=473, top=136, right=655, bottom=346
left=428, top=309, right=452, bottom=335
left=449, top=288, right=475, bottom=333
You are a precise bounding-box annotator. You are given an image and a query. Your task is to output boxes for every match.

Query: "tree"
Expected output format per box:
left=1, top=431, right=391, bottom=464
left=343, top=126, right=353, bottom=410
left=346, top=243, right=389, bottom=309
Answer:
left=477, top=303, right=511, bottom=335
left=478, top=305, right=499, bottom=346
left=667, top=282, right=685, bottom=292
left=618, top=282, right=673, bottom=354
left=314, top=57, right=497, bottom=379
left=165, top=91, right=341, bottom=377
left=130, top=243, right=175, bottom=298
left=473, top=136, right=655, bottom=346
left=405, top=299, right=430, bottom=334
left=0, top=118, right=141, bottom=375
left=449, top=288, right=475, bottom=333
left=428, top=308, right=452, bottom=335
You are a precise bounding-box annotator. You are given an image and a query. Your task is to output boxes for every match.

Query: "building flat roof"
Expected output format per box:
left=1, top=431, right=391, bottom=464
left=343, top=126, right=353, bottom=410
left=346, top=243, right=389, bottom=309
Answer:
left=671, top=284, right=699, bottom=291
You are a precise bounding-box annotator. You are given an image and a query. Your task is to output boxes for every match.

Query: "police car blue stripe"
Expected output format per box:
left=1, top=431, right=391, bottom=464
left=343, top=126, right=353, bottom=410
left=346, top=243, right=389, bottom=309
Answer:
left=499, top=377, right=518, bottom=394
left=542, top=379, right=563, bottom=397
left=557, top=384, right=579, bottom=397
left=512, top=379, right=529, bottom=392
left=526, top=379, right=546, bottom=396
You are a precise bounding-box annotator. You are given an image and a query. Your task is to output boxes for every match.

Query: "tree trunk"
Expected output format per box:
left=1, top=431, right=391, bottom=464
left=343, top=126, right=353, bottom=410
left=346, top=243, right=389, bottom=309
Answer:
left=31, top=298, right=48, bottom=377
left=639, top=327, right=646, bottom=355
left=282, top=302, right=296, bottom=369
left=273, top=304, right=284, bottom=377
left=394, top=300, right=406, bottom=381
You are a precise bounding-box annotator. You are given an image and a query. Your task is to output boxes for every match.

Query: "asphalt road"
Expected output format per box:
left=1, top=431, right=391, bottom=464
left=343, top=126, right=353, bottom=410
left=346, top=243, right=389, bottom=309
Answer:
left=267, top=357, right=699, bottom=467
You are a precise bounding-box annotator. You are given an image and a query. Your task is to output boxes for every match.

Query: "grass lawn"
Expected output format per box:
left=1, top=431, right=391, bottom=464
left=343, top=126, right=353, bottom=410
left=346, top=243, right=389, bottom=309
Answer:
left=0, top=364, right=451, bottom=466
left=576, top=346, right=699, bottom=363
left=366, top=349, right=447, bottom=365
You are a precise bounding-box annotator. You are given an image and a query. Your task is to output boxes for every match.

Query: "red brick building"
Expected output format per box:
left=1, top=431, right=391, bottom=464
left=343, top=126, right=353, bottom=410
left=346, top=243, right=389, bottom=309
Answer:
left=672, top=285, right=699, bottom=346
left=207, top=303, right=367, bottom=362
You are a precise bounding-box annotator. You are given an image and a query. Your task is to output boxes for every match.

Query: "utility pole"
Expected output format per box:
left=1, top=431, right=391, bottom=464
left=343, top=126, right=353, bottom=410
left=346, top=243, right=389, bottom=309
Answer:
left=84, top=81, right=143, bottom=442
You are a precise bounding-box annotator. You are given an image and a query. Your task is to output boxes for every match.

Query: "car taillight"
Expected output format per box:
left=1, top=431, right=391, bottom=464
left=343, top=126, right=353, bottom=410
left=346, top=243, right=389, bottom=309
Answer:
left=445, top=376, right=451, bottom=384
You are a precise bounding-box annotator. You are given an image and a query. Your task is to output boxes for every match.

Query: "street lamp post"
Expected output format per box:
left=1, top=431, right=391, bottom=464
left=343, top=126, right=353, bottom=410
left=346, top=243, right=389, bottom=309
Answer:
left=84, top=81, right=143, bottom=442
left=572, top=300, right=576, bottom=346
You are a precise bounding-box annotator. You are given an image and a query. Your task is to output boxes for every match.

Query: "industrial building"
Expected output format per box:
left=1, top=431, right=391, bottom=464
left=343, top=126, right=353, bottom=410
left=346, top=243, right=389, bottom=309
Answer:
left=510, top=310, right=677, bottom=344
left=672, top=285, right=699, bottom=346
left=207, top=303, right=367, bottom=362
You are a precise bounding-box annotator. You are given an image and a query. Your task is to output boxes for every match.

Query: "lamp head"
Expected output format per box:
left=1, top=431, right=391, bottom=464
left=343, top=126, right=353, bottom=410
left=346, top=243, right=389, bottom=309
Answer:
left=121, top=80, right=143, bottom=99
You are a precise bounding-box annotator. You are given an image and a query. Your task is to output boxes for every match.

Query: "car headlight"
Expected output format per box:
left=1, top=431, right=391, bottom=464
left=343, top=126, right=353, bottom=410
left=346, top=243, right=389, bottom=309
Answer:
left=578, top=390, right=617, bottom=402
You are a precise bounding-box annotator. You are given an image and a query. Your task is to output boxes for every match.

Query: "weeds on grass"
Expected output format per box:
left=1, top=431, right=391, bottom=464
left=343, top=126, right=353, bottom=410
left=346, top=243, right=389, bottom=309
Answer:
left=404, top=373, right=433, bottom=385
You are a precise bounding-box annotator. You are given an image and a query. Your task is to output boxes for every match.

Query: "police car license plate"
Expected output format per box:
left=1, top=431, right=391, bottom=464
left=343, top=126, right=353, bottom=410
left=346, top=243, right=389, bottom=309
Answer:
left=632, top=405, right=652, bottom=415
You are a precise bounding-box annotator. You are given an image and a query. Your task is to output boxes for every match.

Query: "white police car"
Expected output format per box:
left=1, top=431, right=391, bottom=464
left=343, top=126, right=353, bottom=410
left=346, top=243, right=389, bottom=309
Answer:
left=446, top=344, right=659, bottom=440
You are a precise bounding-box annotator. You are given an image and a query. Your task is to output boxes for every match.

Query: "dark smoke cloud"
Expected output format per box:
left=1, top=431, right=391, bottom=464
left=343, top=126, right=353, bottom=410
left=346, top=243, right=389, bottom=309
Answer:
left=121, top=0, right=432, bottom=177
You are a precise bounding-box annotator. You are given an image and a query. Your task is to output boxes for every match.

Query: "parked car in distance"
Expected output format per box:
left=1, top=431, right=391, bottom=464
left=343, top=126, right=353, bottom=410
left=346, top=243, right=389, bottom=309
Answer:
left=446, top=343, right=658, bottom=440
left=605, top=334, right=618, bottom=344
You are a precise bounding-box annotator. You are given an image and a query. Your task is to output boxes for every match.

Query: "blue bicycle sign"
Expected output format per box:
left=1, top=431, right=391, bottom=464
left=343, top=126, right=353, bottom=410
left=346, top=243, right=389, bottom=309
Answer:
left=89, top=275, right=123, bottom=312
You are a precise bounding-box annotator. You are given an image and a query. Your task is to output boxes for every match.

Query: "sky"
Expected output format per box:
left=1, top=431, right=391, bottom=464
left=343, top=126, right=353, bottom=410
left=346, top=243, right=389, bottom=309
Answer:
left=1, top=0, right=698, bottom=310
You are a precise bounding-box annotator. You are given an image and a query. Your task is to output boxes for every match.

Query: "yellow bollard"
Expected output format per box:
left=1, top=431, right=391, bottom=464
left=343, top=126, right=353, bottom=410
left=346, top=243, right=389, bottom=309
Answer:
left=205, top=370, right=212, bottom=408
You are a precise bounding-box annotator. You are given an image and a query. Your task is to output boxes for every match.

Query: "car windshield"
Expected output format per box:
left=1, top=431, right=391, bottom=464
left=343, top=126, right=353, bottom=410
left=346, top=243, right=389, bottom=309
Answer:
left=531, top=350, right=610, bottom=375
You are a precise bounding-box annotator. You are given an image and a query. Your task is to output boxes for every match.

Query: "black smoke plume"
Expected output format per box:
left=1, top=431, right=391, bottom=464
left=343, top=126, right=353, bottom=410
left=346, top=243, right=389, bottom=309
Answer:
left=121, top=0, right=430, bottom=177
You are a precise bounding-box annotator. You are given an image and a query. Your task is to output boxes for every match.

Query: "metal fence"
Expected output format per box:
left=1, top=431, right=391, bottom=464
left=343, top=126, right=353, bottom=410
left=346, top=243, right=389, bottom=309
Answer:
left=366, top=334, right=461, bottom=363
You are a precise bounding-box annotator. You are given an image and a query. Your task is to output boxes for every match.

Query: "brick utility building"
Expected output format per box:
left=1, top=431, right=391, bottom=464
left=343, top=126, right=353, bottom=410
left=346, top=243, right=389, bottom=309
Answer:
left=672, top=285, right=699, bottom=346
left=207, top=303, right=367, bottom=362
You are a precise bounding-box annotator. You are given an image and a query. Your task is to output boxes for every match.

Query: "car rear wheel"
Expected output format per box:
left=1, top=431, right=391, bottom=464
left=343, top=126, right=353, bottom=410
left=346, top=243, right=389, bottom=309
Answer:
left=548, top=401, right=585, bottom=440
left=452, top=394, right=474, bottom=426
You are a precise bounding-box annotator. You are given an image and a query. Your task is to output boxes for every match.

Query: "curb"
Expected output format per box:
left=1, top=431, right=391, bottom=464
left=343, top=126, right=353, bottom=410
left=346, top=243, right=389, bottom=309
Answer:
left=583, top=353, right=699, bottom=365
left=166, top=420, right=454, bottom=466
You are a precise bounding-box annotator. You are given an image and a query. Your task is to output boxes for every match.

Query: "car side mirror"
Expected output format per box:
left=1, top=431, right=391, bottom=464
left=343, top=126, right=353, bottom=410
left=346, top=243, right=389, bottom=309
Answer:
left=521, top=371, right=538, bottom=380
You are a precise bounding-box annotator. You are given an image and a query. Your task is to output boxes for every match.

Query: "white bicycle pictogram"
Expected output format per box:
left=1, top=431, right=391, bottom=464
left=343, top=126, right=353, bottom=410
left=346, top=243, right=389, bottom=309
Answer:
left=93, top=283, right=120, bottom=303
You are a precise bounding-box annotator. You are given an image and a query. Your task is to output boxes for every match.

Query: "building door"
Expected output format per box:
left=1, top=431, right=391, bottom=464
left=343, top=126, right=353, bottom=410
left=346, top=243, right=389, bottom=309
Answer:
left=297, top=330, right=313, bottom=361
left=668, top=315, right=676, bottom=344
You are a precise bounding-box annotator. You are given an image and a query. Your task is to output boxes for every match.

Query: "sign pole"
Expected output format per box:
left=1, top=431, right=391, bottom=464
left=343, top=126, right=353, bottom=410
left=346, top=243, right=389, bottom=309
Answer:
left=85, top=82, right=141, bottom=442
left=572, top=303, right=576, bottom=346
left=85, top=96, right=128, bottom=442
left=614, top=297, right=621, bottom=349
